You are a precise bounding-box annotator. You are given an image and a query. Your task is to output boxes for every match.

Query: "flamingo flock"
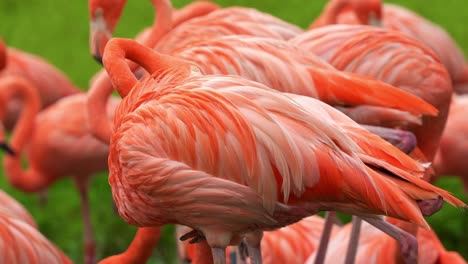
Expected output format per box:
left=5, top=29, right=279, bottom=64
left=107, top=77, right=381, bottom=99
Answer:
left=0, top=0, right=467, bottom=263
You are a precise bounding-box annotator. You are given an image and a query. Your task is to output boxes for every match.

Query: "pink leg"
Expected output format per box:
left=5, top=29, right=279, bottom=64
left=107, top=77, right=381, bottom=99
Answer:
left=314, top=211, right=336, bottom=264
left=73, top=176, right=95, bottom=264
left=361, top=216, right=417, bottom=264
left=38, top=189, right=49, bottom=207
left=212, top=248, right=226, bottom=264
left=244, top=231, right=263, bottom=264
left=344, top=216, right=362, bottom=264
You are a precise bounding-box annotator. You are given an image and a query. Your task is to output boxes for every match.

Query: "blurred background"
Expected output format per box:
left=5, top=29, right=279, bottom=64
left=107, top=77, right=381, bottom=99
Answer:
left=0, top=0, right=466, bottom=263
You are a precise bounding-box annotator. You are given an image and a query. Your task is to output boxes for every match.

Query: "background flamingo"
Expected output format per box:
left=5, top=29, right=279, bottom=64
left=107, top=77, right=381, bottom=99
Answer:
left=0, top=76, right=119, bottom=264
left=318, top=0, right=468, bottom=94
left=101, top=37, right=465, bottom=264
left=0, top=39, right=80, bottom=130
left=434, top=95, right=468, bottom=192
left=0, top=188, right=72, bottom=264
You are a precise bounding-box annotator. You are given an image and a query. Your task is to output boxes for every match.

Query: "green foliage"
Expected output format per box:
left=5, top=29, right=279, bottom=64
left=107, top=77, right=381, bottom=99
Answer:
left=0, top=0, right=467, bottom=263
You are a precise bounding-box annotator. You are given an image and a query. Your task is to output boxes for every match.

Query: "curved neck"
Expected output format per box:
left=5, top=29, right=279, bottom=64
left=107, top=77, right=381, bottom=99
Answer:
left=0, top=77, right=40, bottom=151
left=87, top=70, right=115, bottom=144
left=103, top=38, right=191, bottom=98
left=172, top=1, right=220, bottom=28
left=122, top=227, right=162, bottom=262
left=0, top=77, right=48, bottom=192
left=310, top=0, right=348, bottom=28
left=0, top=39, right=6, bottom=70
left=143, top=0, right=173, bottom=48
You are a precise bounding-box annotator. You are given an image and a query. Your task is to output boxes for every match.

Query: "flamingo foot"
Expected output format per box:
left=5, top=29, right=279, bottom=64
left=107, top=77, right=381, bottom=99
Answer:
left=361, top=216, right=418, bottom=264
left=417, top=196, right=443, bottom=216
left=212, top=248, right=226, bottom=264
left=363, top=125, right=417, bottom=154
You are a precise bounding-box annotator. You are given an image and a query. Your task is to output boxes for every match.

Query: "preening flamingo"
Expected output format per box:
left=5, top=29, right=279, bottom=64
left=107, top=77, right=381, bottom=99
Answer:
left=88, top=35, right=436, bottom=148
left=291, top=25, right=453, bottom=164
left=89, top=0, right=302, bottom=60
left=100, top=38, right=465, bottom=264
left=305, top=218, right=467, bottom=264
left=0, top=39, right=80, bottom=130
left=434, top=95, right=468, bottom=192
left=317, top=0, right=468, bottom=94
left=0, top=76, right=119, bottom=264
left=0, top=189, right=72, bottom=264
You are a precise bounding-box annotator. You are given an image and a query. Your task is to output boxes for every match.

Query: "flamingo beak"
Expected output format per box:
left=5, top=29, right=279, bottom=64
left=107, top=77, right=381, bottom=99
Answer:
left=0, top=142, right=16, bottom=156
left=90, top=8, right=111, bottom=65
left=368, top=12, right=383, bottom=27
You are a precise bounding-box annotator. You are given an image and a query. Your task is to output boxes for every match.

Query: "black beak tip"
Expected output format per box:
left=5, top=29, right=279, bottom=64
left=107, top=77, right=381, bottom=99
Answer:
left=93, top=54, right=103, bottom=65
left=0, top=142, right=16, bottom=156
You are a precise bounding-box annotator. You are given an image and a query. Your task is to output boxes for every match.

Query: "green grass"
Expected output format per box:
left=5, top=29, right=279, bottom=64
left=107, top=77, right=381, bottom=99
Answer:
left=0, top=0, right=467, bottom=263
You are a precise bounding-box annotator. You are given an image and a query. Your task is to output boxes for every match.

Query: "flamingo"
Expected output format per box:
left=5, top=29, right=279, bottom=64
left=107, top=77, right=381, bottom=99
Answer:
left=88, top=35, right=436, bottom=149
left=433, top=94, right=468, bottom=192
left=291, top=25, right=453, bottom=164
left=0, top=189, right=72, bottom=264
left=0, top=76, right=119, bottom=264
left=88, top=34, right=436, bottom=263
left=88, top=0, right=303, bottom=61
left=100, top=38, right=465, bottom=264
left=315, top=0, right=468, bottom=95
left=0, top=39, right=80, bottom=131
left=305, top=218, right=467, bottom=264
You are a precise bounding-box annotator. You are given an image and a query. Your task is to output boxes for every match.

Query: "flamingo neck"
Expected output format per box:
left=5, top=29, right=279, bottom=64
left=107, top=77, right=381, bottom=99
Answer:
left=0, top=77, right=46, bottom=192
left=103, top=38, right=192, bottom=98
left=322, top=0, right=348, bottom=25
left=117, top=227, right=162, bottom=263
left=0, top=39, right=6, bottom=70
left=143, top=0, right=173, bottom=49
left=87, top=70, right=114, bottom=144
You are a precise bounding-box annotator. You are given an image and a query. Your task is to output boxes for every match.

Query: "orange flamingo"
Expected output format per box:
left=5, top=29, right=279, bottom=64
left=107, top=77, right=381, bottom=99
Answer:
left=434, top=94, right=468, bottom=192
left=0, top=39, right=80, bottom=130
left=316, top=0, right=468, bottom=95
left=291, top=25, right=452, bottom=164
left=0, top=76, right=119, bottom=264
left=305, top=218, right=467, bottom=264
left=100, top=38, right=465, bottom=264
left=0, top=189, right=72, bottom=264
left=89, top=0, right=302, bottom=61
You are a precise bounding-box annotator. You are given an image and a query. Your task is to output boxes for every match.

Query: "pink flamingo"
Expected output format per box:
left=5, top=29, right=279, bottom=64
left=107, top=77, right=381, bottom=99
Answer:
left=313, top=0, right=468, bottom=94
left=100, top=38, right=465, bottom=264
left=0, top=39, right=80, bottom=130
left=291, top=25, right=452, bottom=164
left=0, top=189, right=72, bottom=264
left=0, top=76, right=119, bottom=264
left=433, top=94, right=468, bottom=192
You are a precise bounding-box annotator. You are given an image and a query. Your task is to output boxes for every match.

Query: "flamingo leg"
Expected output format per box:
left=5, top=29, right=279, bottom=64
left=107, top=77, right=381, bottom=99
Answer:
left=344, top=216, right=362, bottom=264
left=360, top=216, right=418, bottom=264
left=73, top=176, right=95, bottom=264
left=236, top=242, right=248, bottom=264
left=211, top=248, right=226, bottom=264
left=362, top=125, right=417, bottom=154
left=244, top=231, right=263, bottom=264
left=314, top=211, right=336, bottom=264
left=38, top=189, right=48, bottom=207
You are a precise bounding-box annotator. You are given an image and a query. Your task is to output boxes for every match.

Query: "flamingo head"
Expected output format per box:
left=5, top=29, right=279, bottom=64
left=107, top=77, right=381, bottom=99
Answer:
left=0, top=39, right=6, bottom=70
left=352, top=0, right=383, bottom=27
left=89, top=0, right=127, bottom=64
